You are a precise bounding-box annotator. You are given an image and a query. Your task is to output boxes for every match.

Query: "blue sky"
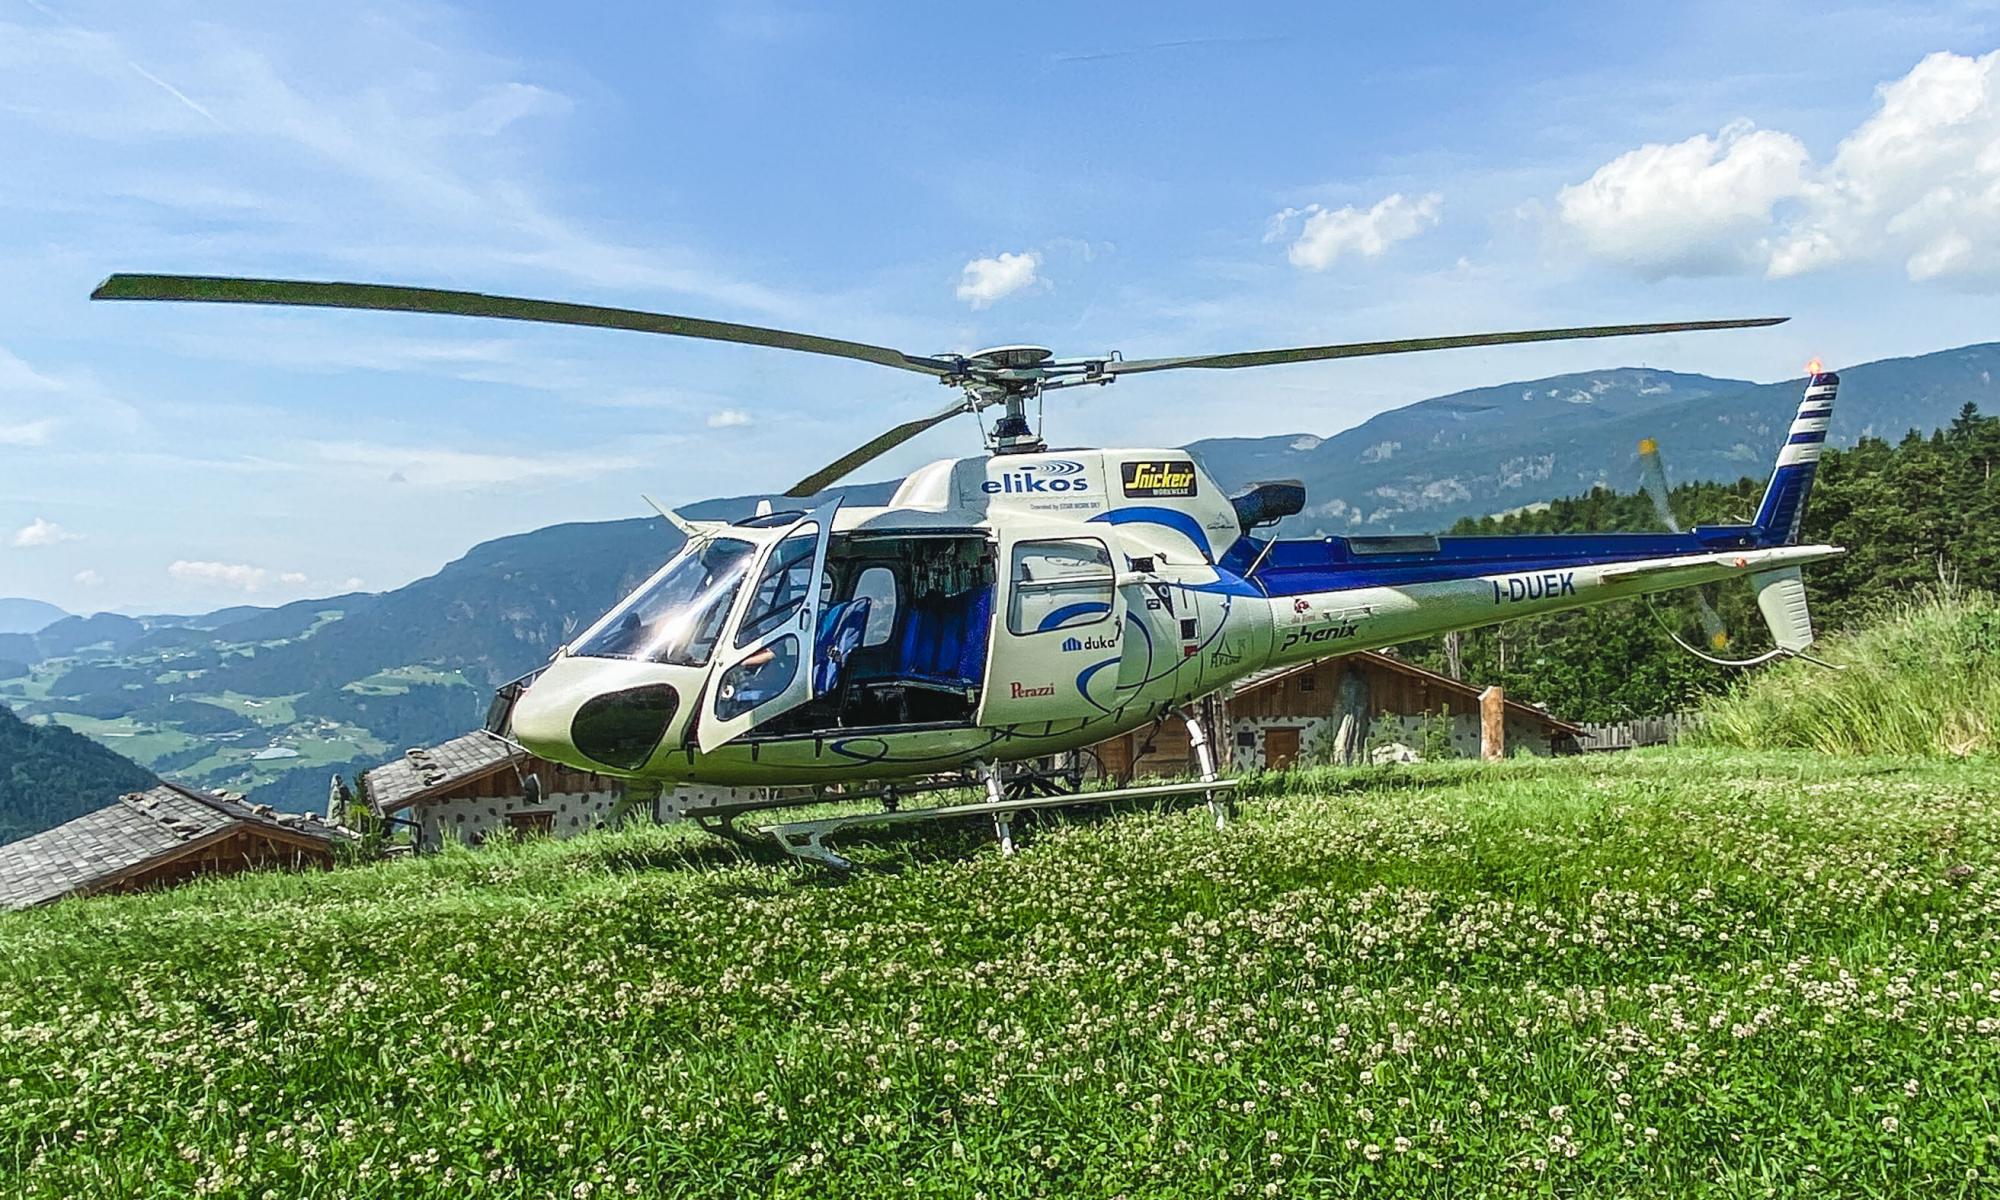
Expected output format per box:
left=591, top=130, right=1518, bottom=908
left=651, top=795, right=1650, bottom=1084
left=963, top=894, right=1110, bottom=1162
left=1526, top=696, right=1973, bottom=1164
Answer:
left=3, top=0, right=1998, bottom=614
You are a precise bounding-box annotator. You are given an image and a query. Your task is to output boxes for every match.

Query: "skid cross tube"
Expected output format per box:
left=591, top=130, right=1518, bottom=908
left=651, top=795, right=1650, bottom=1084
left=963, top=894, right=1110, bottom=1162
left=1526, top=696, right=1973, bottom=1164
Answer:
left=760, top=778, right=1241, bottom=871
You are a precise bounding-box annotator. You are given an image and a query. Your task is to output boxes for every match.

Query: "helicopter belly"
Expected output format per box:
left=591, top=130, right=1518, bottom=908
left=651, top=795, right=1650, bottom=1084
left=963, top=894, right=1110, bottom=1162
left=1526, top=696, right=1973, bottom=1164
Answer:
left=639, top=717, right=1148, bottom=787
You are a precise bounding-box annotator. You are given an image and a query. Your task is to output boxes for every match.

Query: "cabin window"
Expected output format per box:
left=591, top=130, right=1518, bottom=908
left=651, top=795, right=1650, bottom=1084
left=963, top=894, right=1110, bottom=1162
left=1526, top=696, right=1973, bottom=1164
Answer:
left=736, top=523, right=819, bottom=647
left=1009, top=538, right=1114, bottom=635
left=852, top=566, right=898, bottom=647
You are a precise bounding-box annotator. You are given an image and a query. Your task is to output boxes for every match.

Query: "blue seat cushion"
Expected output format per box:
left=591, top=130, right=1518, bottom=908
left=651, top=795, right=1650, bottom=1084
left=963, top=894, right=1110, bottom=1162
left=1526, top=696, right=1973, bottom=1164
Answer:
left=892, top=585, right=991, bottom=689
left=813, top=597, right=872, bottom=694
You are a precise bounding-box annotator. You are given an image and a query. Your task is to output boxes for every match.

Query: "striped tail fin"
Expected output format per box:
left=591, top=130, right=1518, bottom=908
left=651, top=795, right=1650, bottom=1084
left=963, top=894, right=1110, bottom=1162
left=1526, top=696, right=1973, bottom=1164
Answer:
left=1753, top=369, right=1838, bottom=546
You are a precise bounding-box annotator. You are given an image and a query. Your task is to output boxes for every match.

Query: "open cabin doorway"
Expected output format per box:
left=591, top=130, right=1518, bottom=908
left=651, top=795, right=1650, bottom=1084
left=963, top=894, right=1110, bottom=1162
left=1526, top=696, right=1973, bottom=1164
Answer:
left=745, top=530, right=995, bottom=738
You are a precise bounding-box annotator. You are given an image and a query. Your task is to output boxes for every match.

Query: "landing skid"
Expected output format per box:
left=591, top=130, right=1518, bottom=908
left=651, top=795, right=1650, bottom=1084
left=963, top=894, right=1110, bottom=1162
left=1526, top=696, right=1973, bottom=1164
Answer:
left=760, top=776, right=1239, bottom=871
left=759, top=708, right=1231, bottom=870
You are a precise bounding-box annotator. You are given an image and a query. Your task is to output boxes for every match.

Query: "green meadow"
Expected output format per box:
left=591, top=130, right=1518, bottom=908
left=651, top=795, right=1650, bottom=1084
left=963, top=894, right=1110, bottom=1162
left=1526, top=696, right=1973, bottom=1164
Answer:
left=4, top=746, right=1997, bottom=1198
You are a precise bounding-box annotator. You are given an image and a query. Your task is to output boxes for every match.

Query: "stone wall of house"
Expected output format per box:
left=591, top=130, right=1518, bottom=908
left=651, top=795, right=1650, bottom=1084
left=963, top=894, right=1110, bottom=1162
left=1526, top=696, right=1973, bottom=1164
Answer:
left=1229, top=711, right=1558, bottom=769
left=656, top=785, right=810, bottom=819
left=414, top=788, right=622, bottom=849
left=413, top=784, right=819, bottom=848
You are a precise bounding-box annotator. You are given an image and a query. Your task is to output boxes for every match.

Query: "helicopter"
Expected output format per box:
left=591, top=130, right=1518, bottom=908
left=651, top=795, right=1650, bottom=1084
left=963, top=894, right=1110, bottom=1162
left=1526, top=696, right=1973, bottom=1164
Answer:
left=92, top=274, right=1843, bottom=866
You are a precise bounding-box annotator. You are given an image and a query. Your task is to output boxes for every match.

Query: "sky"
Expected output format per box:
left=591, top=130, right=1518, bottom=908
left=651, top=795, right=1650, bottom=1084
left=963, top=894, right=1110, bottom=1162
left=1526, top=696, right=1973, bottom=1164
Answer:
left=2, top=0, right=1999, bottom=615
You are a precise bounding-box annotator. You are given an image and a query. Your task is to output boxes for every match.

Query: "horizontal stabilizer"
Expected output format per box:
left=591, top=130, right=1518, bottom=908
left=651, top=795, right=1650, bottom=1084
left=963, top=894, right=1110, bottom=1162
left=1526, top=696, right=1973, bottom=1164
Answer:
left=1597, top=544, right=1841, bottom=585
left=1753, top=566, right=1814, bottom=652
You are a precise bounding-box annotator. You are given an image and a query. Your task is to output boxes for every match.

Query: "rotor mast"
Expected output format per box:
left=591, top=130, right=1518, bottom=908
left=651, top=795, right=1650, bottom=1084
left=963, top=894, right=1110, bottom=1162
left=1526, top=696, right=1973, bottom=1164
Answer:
left=945, top=344, right=1119, bottom=456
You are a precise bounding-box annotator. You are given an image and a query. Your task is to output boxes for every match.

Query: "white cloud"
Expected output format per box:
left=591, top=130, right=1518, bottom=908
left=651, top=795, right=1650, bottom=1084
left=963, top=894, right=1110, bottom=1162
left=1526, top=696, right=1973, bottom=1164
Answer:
left=1561, top=51, right=2000, bottom=286
left=1272, top=193, right=1443, bottom=271
left=310, top=440, right=639, bottom=490
left=1556, top=120, right=1808, bottom=278
left=707, top=408, right=752, bottom=428
left=0, top=419, right=54, bottom=446
left=955, top=251, right=1042, bottom=309
left=11, top=517, right=79, bottom=547
left=73, top=569, right=102, bottom=587
left=167, top=559, right=293, bottom=592
left=0, top=6, right=804, bottom=315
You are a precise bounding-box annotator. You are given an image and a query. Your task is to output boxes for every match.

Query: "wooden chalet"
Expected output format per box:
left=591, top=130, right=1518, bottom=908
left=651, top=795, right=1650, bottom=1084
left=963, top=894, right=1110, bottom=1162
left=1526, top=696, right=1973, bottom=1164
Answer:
left=1091, top=650, right=1585, bottom=779
left=0, top=782, right=348, bottom=910
left=362, top=731, right=628, bottom=849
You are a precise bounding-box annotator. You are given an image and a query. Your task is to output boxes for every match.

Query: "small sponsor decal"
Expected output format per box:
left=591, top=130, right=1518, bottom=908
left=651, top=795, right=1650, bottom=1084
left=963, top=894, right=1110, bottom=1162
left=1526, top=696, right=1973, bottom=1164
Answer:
left=1279, top=619, right=1359, bottom=651
left=1209, top=642, right=1243, bottom=668
left=1122, top=459, right=1199, bottom=498
left=1292, top=598, right=1312, bottom=614
left=1490, top=570, right=1577, bottom=605
left=1060, top=631, right=1119, bottom=653
left=1009, top=681, right=1056, bottom=699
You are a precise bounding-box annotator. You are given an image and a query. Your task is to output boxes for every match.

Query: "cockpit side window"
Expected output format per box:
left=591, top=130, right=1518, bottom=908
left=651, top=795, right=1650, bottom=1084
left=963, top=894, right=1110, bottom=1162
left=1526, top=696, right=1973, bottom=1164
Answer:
left=735, top=523, right=819, bottom=648
left=573, top=537, right=757, bottom=667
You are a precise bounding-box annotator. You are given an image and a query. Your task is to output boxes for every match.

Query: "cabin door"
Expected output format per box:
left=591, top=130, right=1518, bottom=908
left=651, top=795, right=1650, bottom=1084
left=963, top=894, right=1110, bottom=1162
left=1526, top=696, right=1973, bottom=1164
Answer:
left=977, top=532, right=1124, bottom=726
left=697, top=499, right=841, bottom=751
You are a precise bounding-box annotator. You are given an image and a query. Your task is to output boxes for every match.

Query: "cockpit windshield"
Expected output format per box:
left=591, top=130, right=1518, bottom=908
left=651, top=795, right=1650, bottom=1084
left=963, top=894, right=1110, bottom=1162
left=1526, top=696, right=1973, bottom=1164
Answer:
left=572, top=537, right=757, bottom=666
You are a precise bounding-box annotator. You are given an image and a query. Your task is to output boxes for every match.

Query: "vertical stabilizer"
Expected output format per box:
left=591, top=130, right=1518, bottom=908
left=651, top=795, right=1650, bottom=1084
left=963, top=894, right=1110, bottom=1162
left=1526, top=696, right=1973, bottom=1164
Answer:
left=1753, top=566, right=1815, bottom=652
left=1753, top=369, right=1838, bottom=545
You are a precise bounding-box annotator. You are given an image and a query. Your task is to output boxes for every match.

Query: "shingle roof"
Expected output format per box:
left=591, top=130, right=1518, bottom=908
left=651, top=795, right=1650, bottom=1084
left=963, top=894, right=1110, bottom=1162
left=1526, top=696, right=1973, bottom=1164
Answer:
left=363, top=731, right=524, bottom=814
left=0, top=782, right=343, bottom=911
left=1228, top=650, right=1586, bottom=735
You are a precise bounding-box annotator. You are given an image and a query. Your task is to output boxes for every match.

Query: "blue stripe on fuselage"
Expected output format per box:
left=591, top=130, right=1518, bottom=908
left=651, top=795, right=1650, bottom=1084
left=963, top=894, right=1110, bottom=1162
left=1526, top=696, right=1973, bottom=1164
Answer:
left=1089, top=507, right=1213, bottom=559
left=1213, top=527, right=1766, bottom=596
left=1036, top=601, right=1111, bottom=631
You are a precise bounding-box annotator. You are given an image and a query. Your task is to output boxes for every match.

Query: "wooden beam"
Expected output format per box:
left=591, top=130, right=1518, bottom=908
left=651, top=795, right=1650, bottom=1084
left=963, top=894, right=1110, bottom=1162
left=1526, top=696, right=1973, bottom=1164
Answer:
left=1480, top=686, right=1506, bottom=762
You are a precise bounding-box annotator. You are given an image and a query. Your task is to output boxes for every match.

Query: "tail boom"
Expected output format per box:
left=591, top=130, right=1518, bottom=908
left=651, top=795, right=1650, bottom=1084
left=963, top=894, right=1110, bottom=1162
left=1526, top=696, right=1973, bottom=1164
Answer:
left=1255, top=542, right=1842, bottom=670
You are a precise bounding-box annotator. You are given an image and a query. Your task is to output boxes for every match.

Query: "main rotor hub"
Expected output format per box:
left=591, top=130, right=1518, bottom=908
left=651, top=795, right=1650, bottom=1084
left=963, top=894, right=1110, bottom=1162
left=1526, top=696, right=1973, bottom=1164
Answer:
left=967, top=345, right=1053, bottom=370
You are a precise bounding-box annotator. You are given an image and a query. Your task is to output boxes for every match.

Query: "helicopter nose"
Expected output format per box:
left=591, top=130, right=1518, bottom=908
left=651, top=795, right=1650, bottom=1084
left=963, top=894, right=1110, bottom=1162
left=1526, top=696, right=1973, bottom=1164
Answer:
left=508, top=678, right=583, bottom=766
left=508, top=659, right=682, bottom=773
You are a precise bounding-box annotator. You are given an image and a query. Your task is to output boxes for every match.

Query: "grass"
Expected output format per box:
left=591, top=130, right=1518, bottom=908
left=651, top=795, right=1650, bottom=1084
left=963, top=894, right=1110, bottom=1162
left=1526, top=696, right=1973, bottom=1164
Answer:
left=1688, top=588, right=2000, bottom=757
left=3, top=750, right=1998, bottom=1197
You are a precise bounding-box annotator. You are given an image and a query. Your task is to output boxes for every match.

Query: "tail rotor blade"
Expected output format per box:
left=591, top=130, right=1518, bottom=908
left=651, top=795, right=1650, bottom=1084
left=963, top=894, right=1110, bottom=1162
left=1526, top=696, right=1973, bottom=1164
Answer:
left=1641, top=435, right=1734, bottom=650
left=1636, top=438, right=1682, bottom=533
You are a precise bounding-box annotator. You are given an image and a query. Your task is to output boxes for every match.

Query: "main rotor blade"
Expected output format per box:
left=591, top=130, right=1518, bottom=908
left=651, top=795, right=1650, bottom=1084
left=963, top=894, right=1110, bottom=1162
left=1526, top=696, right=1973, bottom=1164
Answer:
left=784, top=397, right=972, bottom=497
left=90, top=274, right=958, bottom=378
left=1104, top=317, right=1787, bottom=375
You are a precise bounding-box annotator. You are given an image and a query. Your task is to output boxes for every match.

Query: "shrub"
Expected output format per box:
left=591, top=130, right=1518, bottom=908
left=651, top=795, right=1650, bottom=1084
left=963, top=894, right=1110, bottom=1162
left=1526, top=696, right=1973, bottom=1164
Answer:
left=1687, top=586, right=2000, bottom=757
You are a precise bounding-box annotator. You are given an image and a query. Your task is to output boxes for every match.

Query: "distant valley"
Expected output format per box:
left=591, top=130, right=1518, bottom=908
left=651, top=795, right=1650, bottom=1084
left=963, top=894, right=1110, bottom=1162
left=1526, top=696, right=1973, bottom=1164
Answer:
left=2, top=341, right=1994, bottom=831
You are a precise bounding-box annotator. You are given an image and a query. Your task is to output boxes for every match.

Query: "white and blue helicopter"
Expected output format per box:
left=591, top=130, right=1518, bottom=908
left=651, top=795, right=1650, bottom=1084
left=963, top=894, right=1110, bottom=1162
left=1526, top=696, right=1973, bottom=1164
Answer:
left=94, top=275, right=1841, bottom=865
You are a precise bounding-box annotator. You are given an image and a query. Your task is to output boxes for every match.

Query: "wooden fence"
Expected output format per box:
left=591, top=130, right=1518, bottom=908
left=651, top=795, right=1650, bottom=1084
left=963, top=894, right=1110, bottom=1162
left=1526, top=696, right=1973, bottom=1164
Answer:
left=1573, top=713, right=1697, bottom=752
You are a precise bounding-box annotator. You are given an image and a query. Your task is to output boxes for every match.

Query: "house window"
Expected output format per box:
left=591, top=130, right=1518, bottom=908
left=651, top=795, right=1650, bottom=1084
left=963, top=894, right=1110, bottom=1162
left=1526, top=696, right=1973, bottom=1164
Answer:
left=1236, top=730, right=1255, bottom=748
left=1008, top=538, right=1114, bottom=635
left=1299, top=675, right=1315, bottom=692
